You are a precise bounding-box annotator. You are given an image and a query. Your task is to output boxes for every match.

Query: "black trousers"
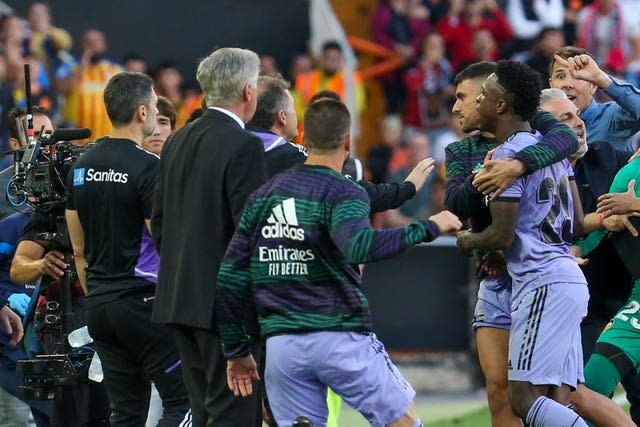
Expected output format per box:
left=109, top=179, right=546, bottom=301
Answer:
left=173, top=326, right=262, bottom=427
left=51, top=382, right=110, bottom=427
left=87, top=291, right=190, bottom=427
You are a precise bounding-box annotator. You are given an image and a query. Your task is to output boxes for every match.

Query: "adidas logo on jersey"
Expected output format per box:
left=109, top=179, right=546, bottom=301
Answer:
left=261, top=198, right=305, bottom=241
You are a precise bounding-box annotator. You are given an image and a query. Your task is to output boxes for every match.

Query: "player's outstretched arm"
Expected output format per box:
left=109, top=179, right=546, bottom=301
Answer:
left=331, top=186, right=461, bottom=264
left=363, top=157, right=435, bottom=213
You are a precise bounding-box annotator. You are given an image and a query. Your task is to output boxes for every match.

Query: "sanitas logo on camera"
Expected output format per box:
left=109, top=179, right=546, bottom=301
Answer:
left=261, top=198, right=305, bottom=241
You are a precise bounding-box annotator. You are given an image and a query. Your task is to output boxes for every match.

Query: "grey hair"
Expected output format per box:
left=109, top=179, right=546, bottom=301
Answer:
left=196, top=47, right=260, bottom=107
left=539, top=88, right=568, bottom=107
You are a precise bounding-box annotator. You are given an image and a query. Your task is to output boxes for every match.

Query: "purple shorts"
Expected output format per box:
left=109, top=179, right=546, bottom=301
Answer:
left=265, top=331, right=415, bottom=427
left=508, top=283, right=588, bottom=388
left=472, top=273, right=512, bottom=331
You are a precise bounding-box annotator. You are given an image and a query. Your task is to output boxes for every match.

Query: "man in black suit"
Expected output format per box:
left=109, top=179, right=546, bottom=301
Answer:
left=151, top=47, right=265, bottom=427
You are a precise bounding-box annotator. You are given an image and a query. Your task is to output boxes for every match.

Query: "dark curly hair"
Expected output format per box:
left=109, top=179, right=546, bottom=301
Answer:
left=495, top=60, right=541, bottom=122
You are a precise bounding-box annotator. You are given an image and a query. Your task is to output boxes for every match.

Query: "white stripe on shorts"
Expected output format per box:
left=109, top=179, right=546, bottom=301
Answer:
left=178, top=409, right=192, bottom=427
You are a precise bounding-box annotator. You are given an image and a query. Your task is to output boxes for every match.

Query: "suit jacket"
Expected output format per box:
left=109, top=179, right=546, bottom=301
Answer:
left=151, top=108, right=267, bottom=329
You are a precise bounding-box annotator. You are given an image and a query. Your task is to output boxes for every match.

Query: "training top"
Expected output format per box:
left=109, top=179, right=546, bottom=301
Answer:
left=66, top=137, right=159, bottom=305
left=494, top=131, right=586, bottom=306
left=215, top=164, right=441, bottom=358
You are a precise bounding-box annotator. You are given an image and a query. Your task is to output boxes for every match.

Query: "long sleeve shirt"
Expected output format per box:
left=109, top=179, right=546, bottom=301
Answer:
left=215, top=165, right=440, bottom=358
left=581, top=77, right=640, bottom=152
left=444, top=111, right=578, bottom=228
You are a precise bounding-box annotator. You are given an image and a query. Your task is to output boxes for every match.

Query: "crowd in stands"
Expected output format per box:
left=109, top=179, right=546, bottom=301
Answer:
left=1, top=0, right=639, bottom=223
left=367, top=0, right=640, bottom=222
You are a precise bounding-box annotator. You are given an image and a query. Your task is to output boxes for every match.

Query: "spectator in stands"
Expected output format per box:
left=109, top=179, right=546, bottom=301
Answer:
left=24, top=2, right=73, bottom=85
left=403, top=31, right=454, bottom=132
left=372, top=0, right=431, bottom=111
left=382, top=131, right=434, bottom=225
left=471, top=28, right=499, bottom=62
left=513, top=27, right=566, bottom=85
left=505, top=0, right=564, bottom=54
left=123, top=53, right=148, bottom=75
left=423, top=0, right=450, bottom=25
left=57, top=28, right=123, bottom=142
left=1, top=15, right=26, bottom=70
left=549, top=46, right=640, bottom=151
left=260, top=55, right=279, bottom=75
left=437, top=0, right=513, bottom=70
left=577, top=0, right=640, bottom=75
left=153, top=60, right=183, bottom=114
left=288, top=53, right=313, bottom=86
left=141, top=96, right=176, bottom=156
left=8, top=54, right=53, bottom=113
left=0, top=55, right=14, bottom=157
left=367, top=113, right=409, bottom=184
left=293, top=41, right=365, bottom=130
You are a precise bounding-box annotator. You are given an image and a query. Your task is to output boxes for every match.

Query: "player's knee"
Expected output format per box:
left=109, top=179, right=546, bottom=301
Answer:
left=486, top=380, right=510, bottom=410
left=509, top=384, right=537, bottom=420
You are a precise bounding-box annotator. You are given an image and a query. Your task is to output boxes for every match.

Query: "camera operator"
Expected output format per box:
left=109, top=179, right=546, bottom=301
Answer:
left=65, top=72, right=189, bottom=426
left=1, top=211, right=51, bottom=427
left=0, top=107, right=52, bottom=220
left=6, top=107, right=110, bottom=426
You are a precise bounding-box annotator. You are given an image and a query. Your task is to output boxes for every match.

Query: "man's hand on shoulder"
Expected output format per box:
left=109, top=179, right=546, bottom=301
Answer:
left=472, top=157, right=525, bottom=199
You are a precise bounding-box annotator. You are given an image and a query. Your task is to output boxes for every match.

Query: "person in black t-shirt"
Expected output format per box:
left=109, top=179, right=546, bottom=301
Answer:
left=65, top=72, right=189, bottom=426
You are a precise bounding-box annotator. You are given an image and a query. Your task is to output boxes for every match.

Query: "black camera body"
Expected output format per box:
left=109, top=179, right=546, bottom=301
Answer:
left=17, top=352, right=92, bottom=400
left=9, top=130, right=92, bottom=214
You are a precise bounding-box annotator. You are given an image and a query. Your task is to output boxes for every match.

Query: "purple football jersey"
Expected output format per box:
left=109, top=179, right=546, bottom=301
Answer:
left=492, top=131, right=586, bottom=307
